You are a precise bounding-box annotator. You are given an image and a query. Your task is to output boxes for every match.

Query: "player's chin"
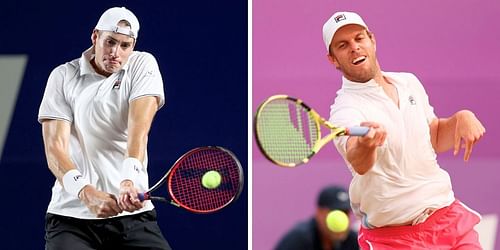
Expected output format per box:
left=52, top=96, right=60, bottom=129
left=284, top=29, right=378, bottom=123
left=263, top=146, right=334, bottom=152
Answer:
left=349, top=70, right=374, bottom=83
left=104, top=64, right=122, bottom=73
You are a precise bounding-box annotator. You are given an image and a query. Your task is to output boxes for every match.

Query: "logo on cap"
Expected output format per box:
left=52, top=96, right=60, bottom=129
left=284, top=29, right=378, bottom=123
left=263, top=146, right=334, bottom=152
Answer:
left=112, top=26, right=135, bottom=38
left=334, top=14, right=346, bottom=23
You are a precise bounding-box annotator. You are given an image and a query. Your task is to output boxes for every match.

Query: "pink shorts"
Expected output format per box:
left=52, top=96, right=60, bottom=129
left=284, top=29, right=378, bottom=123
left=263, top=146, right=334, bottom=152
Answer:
left=358, top=200, right=482, bottom=250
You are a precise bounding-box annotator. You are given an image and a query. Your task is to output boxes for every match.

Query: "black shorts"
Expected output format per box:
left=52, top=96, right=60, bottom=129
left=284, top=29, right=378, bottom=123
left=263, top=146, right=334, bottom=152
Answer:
left=45, top=210, right=171, bottom=250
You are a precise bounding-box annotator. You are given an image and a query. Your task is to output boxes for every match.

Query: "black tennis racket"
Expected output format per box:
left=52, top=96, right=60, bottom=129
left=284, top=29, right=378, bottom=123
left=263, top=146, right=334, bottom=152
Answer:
left=254, top=95, right=369, bottom=167
left=138, top=146, right=244, bottom=213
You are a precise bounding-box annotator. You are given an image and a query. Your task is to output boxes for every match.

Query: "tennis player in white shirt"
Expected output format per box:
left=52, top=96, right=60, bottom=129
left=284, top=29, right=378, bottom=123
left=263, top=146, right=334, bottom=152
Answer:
left=39, top=7, right=171, bottom=249
left=324, top=11, right=485, bottom=249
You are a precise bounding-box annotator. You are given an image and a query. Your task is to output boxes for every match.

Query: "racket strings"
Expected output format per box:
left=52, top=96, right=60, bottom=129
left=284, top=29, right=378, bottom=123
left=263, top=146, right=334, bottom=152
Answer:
left=256, top=99, right=319, bottom=165
left=169, top=148, right=241, bottom=213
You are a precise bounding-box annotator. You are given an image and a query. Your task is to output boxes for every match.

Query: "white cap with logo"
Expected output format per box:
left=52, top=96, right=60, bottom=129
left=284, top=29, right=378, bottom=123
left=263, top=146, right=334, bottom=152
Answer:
left=322, top=11, right=368, bottom=52
left=95, top=7, right=140, bottom=39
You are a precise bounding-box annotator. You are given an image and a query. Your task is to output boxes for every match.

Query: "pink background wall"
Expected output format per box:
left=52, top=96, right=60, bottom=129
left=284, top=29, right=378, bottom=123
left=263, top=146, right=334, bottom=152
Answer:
left=253, top=0, right=500, bottom=249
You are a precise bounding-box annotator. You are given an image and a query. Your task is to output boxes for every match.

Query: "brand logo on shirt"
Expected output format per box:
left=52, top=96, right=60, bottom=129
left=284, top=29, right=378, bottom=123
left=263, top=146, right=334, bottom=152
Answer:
left=113, top=71, right=125, bottom=89
left=112, top=80, right=121, bottom=89
left=334, top=14, right=346, bottom=23
left=408, top=95, right=416, bottom=105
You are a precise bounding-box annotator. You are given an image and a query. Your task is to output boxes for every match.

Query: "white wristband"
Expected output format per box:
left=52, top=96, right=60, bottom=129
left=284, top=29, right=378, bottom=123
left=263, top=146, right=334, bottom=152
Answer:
left=122, top=157, right=143, bottom=184
left=62, top=169, right=90, bottom=197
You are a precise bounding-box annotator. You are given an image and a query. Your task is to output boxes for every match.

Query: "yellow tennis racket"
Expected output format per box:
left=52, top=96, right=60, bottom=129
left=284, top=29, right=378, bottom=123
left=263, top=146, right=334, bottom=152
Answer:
left=254, top=95, right=369, bottom=167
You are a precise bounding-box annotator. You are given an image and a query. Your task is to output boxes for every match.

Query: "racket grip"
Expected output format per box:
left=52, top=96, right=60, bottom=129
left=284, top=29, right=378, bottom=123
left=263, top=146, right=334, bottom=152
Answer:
left=138, top=192, right=150, bottom=201
left=347, top=126, right=369, bottom=136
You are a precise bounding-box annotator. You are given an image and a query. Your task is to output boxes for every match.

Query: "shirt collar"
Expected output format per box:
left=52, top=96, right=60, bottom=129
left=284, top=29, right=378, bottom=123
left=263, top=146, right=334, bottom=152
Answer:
left=341, top=71, right=404, bottom=91
left=79, top=47, right=132, bottom=76
left=341, top=75, right=381, bottom=91
left=79, top=47, right=95, bottom=76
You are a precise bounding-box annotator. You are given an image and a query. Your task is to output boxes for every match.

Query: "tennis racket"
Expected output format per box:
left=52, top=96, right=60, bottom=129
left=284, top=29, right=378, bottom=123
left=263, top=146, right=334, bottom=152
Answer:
left=254, top=95, right=369, bottom=167
left=138, top=146, right=244, bottom=213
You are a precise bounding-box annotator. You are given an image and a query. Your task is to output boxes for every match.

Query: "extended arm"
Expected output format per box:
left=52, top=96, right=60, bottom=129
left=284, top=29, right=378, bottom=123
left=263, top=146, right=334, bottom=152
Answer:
left=42, top=119, right=122, bottom=217
left=429, top=110, right=485, bottom=161
left=42, top=119, right=77, bottom=182
left=118, top=96, right=160, bottom=212
left=345, top=122, right=387, bottom=175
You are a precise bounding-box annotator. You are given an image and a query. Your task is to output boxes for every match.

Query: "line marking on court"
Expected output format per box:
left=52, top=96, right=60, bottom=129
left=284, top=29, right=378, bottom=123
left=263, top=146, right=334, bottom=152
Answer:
left=0, top=55, right=27, bottom=160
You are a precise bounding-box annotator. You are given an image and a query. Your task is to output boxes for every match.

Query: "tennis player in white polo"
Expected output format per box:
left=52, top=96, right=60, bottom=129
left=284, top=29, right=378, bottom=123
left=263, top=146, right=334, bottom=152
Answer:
left=39, top=7, right=171, bottom=249
left=324, top=11, right=485, bottom=249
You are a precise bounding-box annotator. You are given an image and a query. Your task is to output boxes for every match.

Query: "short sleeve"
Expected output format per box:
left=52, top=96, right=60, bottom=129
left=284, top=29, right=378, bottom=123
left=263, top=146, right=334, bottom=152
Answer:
left=38, top=65, right=73, bottom=123
left=128, top=52, right=165, bottom=109
left=329, top=102, right=366, bottom=157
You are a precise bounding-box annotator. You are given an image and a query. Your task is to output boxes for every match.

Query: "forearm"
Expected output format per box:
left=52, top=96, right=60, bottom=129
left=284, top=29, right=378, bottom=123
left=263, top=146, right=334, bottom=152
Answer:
left=126, top=123, right=149, bottom=162
left=45, top=147, right=77, bottom=183
left=118, top=97, right=159, bottom=210
left=430, top=110, right=474, bottom=153
left=42, top=120, right=76, bottom=182
left=121, top=97, right=159, bottom=186
left=42, top=119, right=92, bottom=197
left=346, top=137, right=378, bottom=175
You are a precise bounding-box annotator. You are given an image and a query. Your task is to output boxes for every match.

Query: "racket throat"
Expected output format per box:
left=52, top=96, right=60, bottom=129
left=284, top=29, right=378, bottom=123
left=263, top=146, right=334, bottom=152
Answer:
left=170, top=200, right=180, bottom=207
left=312, top=132, right=338, bottom=153
left=148, top=196, right=180, bottom=207
left=149, top=196, right=169, bottom=203
left=144, top=195, right=179, bottom=207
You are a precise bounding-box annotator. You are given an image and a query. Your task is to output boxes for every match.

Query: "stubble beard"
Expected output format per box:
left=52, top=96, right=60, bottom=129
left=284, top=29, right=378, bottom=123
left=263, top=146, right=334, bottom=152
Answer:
left=339, top=58, right=378, bottom=83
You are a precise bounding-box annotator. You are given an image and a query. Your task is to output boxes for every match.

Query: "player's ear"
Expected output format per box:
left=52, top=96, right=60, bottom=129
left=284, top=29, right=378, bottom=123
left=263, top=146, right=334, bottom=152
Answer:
left=368, top=31, right=376, bottom=51
left=327, top=53, right=340, bottom=69
left=91, top=30, right=98, bottom=46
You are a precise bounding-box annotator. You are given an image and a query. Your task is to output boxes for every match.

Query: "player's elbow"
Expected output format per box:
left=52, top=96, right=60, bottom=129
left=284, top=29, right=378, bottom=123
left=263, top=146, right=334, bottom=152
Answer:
left=347, top=156, right=373, bottom=175
left=432, top=145, right=448, bottom=154
left=351, top=164, right=372, bottom=175
left=347, top=152, right=374, bottom=175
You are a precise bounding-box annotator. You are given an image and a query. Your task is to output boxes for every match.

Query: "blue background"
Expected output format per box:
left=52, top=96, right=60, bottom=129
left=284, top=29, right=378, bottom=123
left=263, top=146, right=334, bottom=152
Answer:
left=0, top=1, right=248, bottom=249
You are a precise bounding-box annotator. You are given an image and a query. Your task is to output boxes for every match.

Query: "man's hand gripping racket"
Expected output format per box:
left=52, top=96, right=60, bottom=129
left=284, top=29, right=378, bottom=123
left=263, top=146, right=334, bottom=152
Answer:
left=138, top=146, right=244, bottom=213
left=254, top=95, right=369, bottom=167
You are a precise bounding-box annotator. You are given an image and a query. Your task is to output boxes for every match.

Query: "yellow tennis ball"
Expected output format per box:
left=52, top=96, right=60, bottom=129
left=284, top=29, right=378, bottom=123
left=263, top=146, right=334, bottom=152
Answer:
left=201, top=170, right=222, bottom=189
left=326, top=210, right=349, bottom=233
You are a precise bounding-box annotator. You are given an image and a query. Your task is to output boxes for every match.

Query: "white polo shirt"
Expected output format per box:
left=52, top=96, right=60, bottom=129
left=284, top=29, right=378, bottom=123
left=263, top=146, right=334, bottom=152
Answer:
left=329, top=72, right=454, bottom=228
left=38, top=47, right=165, bottom=219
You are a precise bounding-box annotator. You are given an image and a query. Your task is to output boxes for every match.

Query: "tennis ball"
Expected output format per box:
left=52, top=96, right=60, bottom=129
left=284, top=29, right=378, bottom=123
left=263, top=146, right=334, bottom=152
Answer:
left=201, top=170, right=222, bottom=189
left=326, top=210, right=349, bottom=233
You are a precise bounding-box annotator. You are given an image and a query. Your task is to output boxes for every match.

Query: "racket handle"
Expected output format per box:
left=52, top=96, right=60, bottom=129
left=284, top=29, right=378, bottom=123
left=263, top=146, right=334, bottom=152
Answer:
left=138, top=192, right=150, bottom=201
left=347, top=126, right=370, bottom=136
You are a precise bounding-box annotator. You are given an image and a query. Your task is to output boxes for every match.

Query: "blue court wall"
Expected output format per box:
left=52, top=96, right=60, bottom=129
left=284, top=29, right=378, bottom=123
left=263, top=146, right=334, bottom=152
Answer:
left=0, top=1, right=248, bottom=249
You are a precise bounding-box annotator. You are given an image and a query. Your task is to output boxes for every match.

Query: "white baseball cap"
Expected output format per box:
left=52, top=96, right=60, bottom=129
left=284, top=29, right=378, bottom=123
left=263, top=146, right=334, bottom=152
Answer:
left=322, top=11, right=368, bottom=52
left=95, top=7, right=140, bottom=39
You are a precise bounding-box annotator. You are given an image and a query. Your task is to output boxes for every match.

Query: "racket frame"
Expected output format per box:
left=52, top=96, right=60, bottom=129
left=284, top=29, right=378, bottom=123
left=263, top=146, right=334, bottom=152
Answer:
left=254, top=95, right=352, bottom=167
left=141, top=146, right=244, bottom=213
